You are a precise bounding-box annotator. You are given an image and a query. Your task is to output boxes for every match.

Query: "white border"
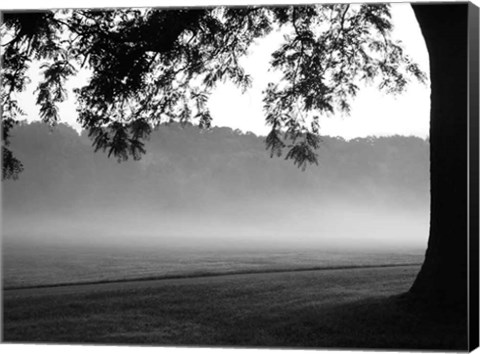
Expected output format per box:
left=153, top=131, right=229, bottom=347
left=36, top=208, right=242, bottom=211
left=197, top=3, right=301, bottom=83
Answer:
left=1, top=1, right=478, bottom=354
left=0, top=0, right=478, bottom=10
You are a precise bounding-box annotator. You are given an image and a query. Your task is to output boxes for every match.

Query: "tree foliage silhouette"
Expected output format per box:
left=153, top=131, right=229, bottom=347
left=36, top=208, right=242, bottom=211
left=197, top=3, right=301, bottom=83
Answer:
left=1, top=4, right=424, bottom=176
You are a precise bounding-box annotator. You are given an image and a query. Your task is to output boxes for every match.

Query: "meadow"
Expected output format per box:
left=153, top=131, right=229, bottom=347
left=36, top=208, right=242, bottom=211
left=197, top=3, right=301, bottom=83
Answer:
left=3, top=241, right=423, bottom=289
left=3, top=262, right=467, bottom=349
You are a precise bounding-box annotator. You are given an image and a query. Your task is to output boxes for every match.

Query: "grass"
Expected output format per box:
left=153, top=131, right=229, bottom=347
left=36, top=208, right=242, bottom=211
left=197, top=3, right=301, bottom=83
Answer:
left=2, top=264, right=467, bottom=350
left=2, top=243, right=423, bottom=288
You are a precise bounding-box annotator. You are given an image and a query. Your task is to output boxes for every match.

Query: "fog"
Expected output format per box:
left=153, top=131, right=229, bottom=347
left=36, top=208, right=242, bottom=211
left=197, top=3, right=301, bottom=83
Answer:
left=3, top=200, right=428, bottom=252
left=2, top=122, right=429, bottom=254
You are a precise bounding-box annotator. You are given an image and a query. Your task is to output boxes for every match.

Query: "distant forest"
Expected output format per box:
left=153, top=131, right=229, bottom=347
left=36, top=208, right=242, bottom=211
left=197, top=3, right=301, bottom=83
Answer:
left=3, top=122, right=429, bottom=214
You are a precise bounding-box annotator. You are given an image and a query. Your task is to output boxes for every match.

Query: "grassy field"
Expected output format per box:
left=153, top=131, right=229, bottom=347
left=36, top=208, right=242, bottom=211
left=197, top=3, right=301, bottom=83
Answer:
left=3, top=243, right=423, bottom=288
left=2, top=264, right=467, bottom=350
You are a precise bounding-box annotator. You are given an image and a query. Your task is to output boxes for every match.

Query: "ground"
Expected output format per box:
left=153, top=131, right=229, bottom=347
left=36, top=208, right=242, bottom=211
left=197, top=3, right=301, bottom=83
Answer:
left=2, top=264, right=467, bottom=350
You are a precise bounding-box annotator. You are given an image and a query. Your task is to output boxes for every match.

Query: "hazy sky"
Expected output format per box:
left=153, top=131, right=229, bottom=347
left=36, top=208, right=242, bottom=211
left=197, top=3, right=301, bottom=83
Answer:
left=210, top=3, right=430, bottom=138
left=13, top=3, right=430, bottom=139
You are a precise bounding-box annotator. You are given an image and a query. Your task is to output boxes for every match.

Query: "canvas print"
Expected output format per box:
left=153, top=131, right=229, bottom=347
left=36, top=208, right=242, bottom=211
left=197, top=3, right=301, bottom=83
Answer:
left=1, top=1, right=478, bottom=351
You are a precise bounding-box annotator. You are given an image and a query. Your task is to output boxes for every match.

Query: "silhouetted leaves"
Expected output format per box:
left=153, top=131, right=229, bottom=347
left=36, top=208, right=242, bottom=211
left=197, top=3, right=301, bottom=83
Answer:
left=2, top=146, right=24, bottom=180
left=286, top=141, right=319, bottom=170
left=1, top=117, right=24, bottom=179
left=88, top=121, right=150, bottom=162
left=262, top=4, right=427, bottom=165
left=1, top=5, right=426, bottom=179
left=265, top=129, right=286, bottom=158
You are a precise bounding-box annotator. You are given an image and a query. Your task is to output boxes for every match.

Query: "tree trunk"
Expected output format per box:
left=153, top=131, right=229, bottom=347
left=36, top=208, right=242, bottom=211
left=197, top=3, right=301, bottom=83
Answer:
left=409, top=4, right=468, bottom=308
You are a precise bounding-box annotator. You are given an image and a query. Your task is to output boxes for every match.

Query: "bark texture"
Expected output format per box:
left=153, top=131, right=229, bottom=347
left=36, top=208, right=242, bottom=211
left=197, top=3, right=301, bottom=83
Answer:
left=409, top=4, right=468, bottom=308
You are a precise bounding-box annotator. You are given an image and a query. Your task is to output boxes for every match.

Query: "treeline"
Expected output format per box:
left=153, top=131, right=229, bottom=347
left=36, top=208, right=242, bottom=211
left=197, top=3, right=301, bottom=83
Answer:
left=3, top=121, right=429, bottom=213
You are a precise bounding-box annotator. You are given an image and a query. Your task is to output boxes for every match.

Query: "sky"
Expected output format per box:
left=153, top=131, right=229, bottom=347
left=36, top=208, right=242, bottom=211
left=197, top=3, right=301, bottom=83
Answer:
left=12, top=3, right=431, bottom=140
left=209, top=3, right=431, bottom=138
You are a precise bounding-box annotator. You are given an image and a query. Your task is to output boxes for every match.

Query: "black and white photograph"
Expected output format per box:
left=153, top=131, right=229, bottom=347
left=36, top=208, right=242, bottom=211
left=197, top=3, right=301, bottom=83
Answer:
left=1, top=0, right=479, bottom=352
